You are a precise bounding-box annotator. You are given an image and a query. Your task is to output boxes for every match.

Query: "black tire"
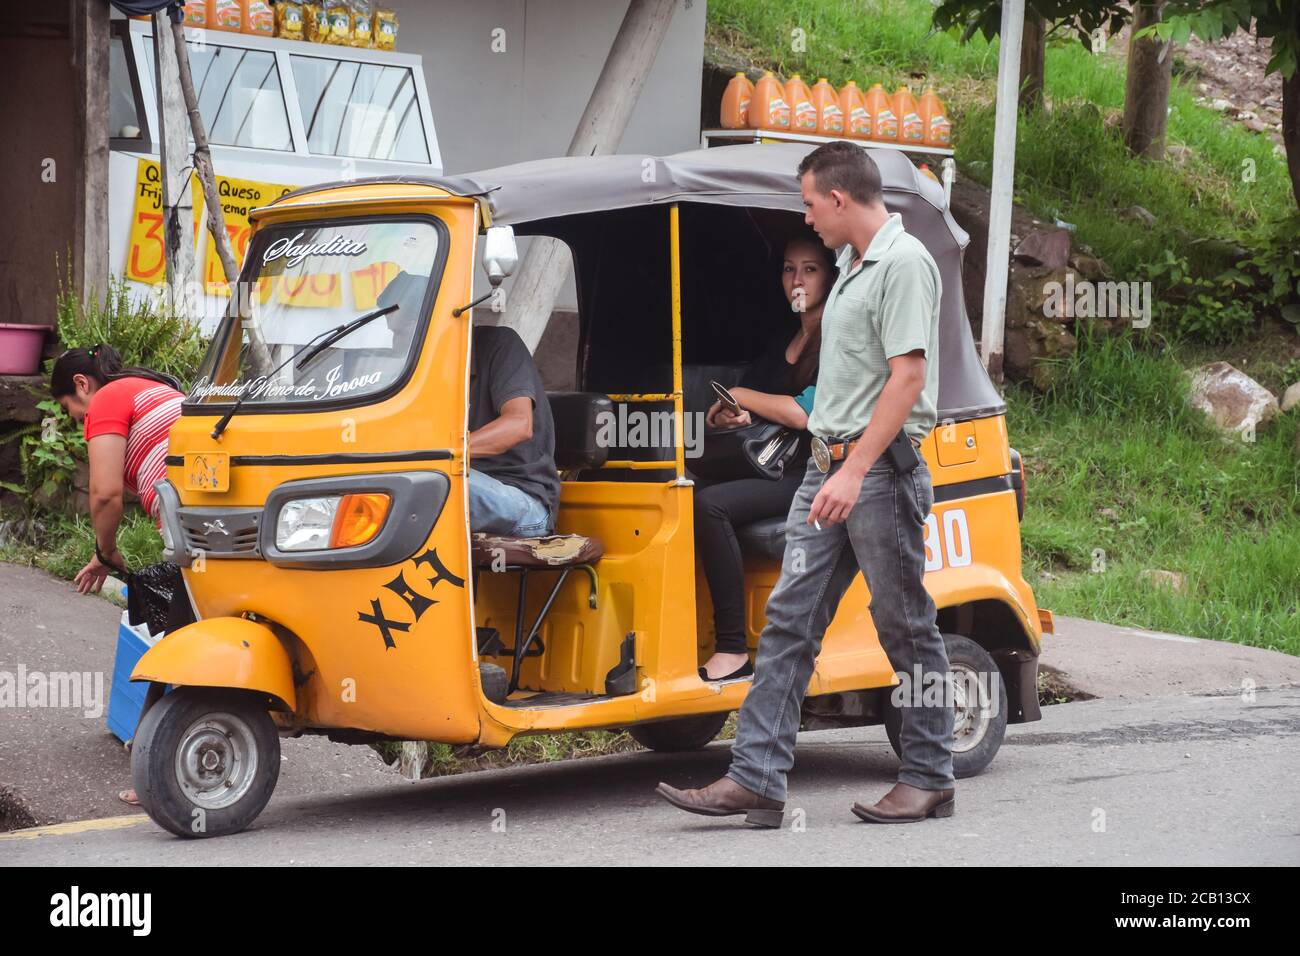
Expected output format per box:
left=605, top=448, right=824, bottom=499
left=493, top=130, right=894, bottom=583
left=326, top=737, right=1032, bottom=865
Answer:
left=882, top=633, right=1008, bottom=779
left=629, top=712, right=729, bottom=752
left=131, top=687, right=281, bottom=839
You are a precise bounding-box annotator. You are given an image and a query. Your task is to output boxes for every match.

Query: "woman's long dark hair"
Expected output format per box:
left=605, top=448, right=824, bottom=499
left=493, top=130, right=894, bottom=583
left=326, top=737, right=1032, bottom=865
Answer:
left=50, top=344, right=181, bottom=399
left=787, top=234, right=837, bottom=394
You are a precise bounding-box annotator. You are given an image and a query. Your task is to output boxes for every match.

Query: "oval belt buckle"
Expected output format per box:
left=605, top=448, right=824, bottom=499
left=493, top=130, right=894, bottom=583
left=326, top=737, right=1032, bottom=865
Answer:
left=811, top=437, right=831, bottom=473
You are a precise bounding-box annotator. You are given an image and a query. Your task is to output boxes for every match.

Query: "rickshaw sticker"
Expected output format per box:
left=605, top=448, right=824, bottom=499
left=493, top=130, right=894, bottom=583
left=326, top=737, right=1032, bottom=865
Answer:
left=358, top=599, right=410, bottom=651
left=356, top=548, right=465, bottom=650
left=262, top=231, right=369, bottom=268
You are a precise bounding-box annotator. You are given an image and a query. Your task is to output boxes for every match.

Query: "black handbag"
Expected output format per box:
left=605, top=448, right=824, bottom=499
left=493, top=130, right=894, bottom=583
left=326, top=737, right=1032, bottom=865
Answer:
left=691, top=418, right=802, bottom=482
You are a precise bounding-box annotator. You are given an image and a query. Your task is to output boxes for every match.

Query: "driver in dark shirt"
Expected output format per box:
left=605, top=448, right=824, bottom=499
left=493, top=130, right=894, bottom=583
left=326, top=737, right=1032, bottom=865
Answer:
left=467, top=324, right=560, bottom=537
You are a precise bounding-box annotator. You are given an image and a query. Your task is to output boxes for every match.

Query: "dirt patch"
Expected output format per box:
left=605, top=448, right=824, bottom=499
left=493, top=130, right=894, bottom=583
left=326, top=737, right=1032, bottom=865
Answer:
left=1038, top=664, right=1097, bottom=706
left=0, top=786, right=38, bottom=832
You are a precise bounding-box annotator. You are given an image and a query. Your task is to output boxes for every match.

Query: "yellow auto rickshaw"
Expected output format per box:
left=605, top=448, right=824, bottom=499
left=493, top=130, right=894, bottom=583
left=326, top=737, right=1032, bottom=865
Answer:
left=130, top=143, right=1052, bottom=838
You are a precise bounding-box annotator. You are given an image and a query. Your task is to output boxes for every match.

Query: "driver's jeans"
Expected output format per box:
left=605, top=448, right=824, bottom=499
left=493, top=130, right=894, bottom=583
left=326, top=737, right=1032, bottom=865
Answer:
left=469, top=468, right=552, bottom=537
left=726, top=455, right=955, bottom=802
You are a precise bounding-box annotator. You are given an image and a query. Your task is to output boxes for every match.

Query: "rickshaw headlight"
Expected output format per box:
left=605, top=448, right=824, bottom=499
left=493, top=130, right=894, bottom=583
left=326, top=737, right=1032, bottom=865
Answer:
left=274, top=493, right=392, bottom=552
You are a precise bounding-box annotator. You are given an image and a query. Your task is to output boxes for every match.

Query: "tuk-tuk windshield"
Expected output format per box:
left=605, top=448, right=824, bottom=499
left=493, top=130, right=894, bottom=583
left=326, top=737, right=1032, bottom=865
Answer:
left=188, top=219, right=440, bottom=408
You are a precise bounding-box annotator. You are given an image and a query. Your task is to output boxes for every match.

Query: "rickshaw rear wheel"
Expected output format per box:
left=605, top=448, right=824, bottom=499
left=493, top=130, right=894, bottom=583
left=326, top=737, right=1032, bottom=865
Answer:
left=882, top=633, right=1008, bottom=780
left=131, top=687, right=281, bottom=839
left=629, top=712, right=729, bottom=752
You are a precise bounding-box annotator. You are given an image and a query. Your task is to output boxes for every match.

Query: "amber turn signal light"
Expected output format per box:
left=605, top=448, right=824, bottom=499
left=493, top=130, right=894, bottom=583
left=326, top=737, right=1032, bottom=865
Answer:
left=329, top=493, right=391, bottom=548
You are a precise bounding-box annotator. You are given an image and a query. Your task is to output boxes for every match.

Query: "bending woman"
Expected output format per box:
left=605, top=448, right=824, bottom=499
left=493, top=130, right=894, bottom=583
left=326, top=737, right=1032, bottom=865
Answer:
left=50, top=346, right=184, bottom=594
left=694, top=234, right=837, bottom=681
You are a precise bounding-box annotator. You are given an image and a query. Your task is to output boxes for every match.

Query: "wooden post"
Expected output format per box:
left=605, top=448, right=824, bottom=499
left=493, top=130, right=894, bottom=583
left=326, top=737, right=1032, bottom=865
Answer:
left=979, top=0, right=1025, bottom=385
left=72, top=0, right=110, bottom=304
left=170, top=16, right=239, bottom=285
left=153, top=9, right=195, bottom=318
left=503, top=0, right=677, bottom=351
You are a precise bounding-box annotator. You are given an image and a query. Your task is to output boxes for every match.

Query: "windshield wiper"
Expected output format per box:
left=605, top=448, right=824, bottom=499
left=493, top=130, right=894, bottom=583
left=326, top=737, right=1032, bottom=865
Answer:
left=210, top=304, right=399, bottom=440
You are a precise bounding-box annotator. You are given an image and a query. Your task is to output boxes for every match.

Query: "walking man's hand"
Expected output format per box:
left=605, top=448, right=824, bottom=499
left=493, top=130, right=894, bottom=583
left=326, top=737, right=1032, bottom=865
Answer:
left=808, top=464, right=864, bottom=527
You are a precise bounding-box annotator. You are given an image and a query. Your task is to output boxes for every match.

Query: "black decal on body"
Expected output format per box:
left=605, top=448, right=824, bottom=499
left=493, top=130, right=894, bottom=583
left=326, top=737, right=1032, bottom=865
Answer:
left=358, top=598, right=411, bottom=651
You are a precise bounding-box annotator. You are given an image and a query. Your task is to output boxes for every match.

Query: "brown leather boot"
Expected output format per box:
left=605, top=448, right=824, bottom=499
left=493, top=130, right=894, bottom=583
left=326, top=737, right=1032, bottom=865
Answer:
left=851, top=782, right=955, bottom=823
left=656, top=777, right=785, bottom=828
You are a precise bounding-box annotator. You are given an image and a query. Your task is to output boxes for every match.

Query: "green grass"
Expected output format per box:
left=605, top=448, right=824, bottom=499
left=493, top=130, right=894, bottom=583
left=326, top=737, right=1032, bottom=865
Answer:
left=1009, top=331, right=1300, bottom=655
left=0, top=510, right=162, bottom=583
left=709, top=0, right=1293, bottom=283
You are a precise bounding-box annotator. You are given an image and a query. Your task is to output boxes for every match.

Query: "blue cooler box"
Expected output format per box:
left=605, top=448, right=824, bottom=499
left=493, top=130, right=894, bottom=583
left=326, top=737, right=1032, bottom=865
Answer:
left=106, top=598, right=161, bottom=743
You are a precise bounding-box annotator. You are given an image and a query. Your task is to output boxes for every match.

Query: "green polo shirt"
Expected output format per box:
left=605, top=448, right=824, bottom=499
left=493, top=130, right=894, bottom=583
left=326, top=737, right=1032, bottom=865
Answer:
left=806, top=213, right=942, bottom=444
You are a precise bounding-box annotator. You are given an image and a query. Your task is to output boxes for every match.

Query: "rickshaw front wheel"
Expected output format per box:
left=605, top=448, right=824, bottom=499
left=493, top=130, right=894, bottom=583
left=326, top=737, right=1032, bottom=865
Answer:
left=628, top=711, right=729, bottom=752
left=131, top=687, right=281, bottom=839
left=882, top=633, right=1009, bottom=780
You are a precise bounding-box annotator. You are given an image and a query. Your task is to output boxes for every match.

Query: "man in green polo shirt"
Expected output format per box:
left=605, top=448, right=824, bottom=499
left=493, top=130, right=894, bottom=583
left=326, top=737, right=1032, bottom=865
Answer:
left=657, top=141, right=956, bottom=827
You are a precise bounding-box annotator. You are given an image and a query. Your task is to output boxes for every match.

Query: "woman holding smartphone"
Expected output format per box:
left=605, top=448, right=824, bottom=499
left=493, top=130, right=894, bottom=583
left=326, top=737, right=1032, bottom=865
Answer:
left=694, top=233, right=836, bottom=681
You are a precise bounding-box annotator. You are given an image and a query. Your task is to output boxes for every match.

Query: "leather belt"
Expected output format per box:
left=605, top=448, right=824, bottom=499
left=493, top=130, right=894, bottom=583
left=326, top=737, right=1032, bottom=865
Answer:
left=811, top=433, right=922, bottom=473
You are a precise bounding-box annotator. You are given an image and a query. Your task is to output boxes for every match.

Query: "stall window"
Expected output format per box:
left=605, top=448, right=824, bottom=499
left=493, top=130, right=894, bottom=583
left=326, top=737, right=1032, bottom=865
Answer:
left=109, top=34, right=144, bottom=140
left=145, top=38, right=293, bottom=151
left=291, top=55, right=429, bottom=163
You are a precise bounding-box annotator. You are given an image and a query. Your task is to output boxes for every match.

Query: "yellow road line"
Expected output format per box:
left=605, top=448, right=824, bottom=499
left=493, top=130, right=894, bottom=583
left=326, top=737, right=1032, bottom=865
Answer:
left=0, top=814, right=149, bottom=841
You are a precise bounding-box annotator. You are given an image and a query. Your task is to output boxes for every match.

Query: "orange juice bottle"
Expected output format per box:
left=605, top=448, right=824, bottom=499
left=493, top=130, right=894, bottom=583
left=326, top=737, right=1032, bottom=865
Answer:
left=812, top=77, right=843, bottom=136
left=242, top=0, right=275, bottom=36
left=785, top=74, right=818, bottom=133
left=183, top=0, right=208, bottom=27
left=839, top=80, right=871, bottom=140
left=866, top=83, right=897, bottom=142
left=918, top=163, right=940, bottom=182
left=720, top=73, right=754, bottom=129
left=207, top=0, right=242, bottom=31
left=919, top=88, right=953, bottom=147
left=895, top=86, right=925, bottom=144
left=748, top=72, right=791, bottom=131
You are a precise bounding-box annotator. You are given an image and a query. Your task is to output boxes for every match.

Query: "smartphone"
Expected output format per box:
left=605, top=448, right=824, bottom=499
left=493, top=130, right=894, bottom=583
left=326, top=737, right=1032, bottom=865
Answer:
left=710, top=380, right=741, bottom=415
left=885, top=428, right=921, bottom=474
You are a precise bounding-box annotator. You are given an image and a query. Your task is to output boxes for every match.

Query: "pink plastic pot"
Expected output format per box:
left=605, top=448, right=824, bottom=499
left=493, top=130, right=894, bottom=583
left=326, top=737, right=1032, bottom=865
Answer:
left=0, top=324, right=48, bottom=375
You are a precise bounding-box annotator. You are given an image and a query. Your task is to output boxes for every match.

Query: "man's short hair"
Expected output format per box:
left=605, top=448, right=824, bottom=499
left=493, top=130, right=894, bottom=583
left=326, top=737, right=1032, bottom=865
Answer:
left=796, top=142, right=883, bottom=206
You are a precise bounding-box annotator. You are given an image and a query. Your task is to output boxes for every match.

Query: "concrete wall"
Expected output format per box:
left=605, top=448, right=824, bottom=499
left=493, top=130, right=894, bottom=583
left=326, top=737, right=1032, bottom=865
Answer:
left=395, top=0, right=706, bottom=330
left=397, top=0, right=706, bottom=174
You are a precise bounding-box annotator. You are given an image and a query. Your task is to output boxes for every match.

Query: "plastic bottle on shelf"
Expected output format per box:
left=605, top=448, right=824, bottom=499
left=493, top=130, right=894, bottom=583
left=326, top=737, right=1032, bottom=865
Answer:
left=895, top=86, right=925, bottom=145
left=865, top=83, right=897, bottom=142
left=839, top=80, right=871, bottom=140
left=720, top=72, right=754, bottom=129
left=918, top=163, right=940, bottom=182
left=207, top=0, right=242, bottom=31
left=919, top=88, right=953, bottom=148
left=748, top=71, right=791, bottom=131
left=785, top=74, right=818, bottom=133
left=812, top=77, right=843, bottom=136
left=242, top=0, right=275, bottom=36
left=183, top=1, right=208, bottom=27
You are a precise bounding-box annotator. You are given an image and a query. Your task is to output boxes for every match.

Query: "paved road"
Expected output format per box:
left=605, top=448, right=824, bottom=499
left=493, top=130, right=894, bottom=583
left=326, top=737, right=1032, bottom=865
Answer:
left=4, top=688, right=1298, bottom=866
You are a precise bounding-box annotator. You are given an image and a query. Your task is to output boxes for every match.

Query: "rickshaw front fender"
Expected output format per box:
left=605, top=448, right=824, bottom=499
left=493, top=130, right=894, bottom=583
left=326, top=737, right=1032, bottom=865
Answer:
left=131, top=616, right=297, bottom=712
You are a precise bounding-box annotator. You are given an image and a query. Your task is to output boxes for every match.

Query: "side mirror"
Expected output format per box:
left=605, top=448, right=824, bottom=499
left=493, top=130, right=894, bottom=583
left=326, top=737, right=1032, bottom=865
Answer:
left=482, top=226, right=518, bottom=288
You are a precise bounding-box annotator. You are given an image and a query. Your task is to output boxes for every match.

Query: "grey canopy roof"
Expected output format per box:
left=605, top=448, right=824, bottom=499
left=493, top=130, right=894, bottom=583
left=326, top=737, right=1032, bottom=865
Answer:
left=272, top=143, right=1004, bottom=420
left=457, top=143, right=1002, bottom=422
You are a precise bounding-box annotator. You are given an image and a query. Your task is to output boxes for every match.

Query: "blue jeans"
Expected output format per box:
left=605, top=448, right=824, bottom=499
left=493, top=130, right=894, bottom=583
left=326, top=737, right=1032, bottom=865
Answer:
left=727, top=454, right=954, bottom=801
left=469, top=468, right=552, bottom=537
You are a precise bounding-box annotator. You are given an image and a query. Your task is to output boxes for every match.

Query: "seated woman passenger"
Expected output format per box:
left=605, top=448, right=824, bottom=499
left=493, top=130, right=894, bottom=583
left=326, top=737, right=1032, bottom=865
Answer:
left=694, top=232, right=837, bottom=681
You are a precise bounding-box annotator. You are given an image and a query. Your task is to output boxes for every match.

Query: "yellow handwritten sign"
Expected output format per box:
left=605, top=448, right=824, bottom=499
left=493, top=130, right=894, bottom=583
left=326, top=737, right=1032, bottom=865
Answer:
left=124, top=159, right=294, bottom=296
left=124, top=160, right=405, bottom=311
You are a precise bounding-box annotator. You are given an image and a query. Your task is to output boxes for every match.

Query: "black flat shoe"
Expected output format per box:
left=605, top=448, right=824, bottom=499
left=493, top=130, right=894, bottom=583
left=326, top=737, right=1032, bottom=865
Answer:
left=698, top=660, right=754, bottom=682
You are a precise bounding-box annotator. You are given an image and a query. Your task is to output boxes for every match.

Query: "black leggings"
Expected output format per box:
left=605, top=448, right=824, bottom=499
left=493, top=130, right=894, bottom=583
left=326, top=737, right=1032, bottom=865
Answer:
left=693, top=466, right=805, bottom=654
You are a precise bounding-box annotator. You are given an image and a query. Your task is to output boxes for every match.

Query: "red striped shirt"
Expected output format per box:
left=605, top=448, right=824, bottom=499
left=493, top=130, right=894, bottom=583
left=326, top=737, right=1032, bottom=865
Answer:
left=84, top=376, right=185, bottom=521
